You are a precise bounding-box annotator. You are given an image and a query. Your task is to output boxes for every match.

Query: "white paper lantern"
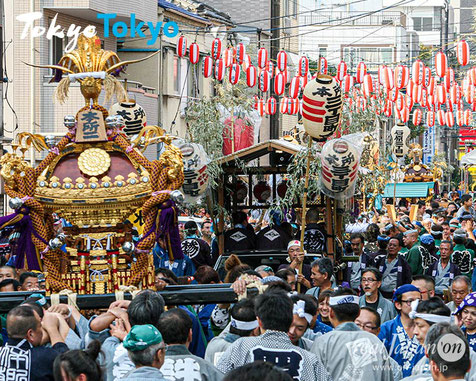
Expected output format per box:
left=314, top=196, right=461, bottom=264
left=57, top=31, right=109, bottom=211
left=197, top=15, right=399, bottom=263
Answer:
left=109, top=101, right=146, bottom=136
left=302, top=75, right=343, bottom=141
left=390, top=123, right=411, bottom=158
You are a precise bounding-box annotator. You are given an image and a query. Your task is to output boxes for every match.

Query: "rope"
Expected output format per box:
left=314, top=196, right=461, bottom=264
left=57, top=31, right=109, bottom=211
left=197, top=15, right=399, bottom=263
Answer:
left=115, top=285, right=140, bottom=301
left=236, top=274, right=268, bottom=301
left=50, top=289, right=78, bottom=310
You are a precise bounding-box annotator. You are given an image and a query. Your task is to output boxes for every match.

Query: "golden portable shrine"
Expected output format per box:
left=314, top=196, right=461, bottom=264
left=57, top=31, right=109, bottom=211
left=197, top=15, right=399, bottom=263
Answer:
left=0, top=35, right=185, bottom=294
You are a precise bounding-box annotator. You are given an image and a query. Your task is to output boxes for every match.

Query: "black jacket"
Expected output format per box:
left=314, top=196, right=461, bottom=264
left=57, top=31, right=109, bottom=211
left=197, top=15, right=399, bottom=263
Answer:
left=225, top=227, right=256, bottom=252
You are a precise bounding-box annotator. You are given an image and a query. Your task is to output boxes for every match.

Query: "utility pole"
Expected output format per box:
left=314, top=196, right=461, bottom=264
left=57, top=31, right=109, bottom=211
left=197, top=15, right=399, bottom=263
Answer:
left=270, top=0, right=280, bottom=139
left=444, top=0, right=449, bottom=53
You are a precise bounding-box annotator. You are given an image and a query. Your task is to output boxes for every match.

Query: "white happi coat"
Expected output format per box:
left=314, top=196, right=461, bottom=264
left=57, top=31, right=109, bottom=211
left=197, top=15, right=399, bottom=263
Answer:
left=310, top=322, right=394, bottom=381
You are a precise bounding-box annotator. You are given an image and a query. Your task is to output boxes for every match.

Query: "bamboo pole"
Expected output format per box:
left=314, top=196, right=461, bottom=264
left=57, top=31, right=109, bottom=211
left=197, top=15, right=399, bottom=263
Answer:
left=297, top=138, right=313, bottom=292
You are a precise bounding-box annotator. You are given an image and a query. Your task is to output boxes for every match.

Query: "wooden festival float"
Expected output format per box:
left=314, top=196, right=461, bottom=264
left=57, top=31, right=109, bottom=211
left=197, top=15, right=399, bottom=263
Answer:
left=0, top=35, right=185, bottom=294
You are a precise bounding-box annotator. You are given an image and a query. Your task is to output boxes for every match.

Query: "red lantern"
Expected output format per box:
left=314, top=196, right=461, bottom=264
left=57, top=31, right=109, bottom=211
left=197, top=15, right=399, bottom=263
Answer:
left=259, top=70, right=270, bottom=92
left=299, top=56, right=309, bottom=77
left=388, top=88, right=398, bottom=102
left=363, top=74, right=373, bottom=97
left=211, top=38, right=222, bottom=60
left=257, top=99, right=265, bottom=116
left=457, top=40, right=469, bottom=66
left=229, top=63, right=241, bottom=85
left=465, top=85, right=474, bottom=104
left=405, top=93, right=414, bottom=110
left=320, top=57, right=328, bottom=74
left=423, top=66, right=432, bottom=88
left=289, top=98, right=299, bottom=115
left=246, top=65, right=257, bottom=87
left=437, top=109, right=446, bottom=125
left=266, top=97, right=277, bottom=115
left=437, top=85, right=447, bottom=104
left=277, top=50, right=287, bottom=72
left=427, top=111, right=435, bottom=127
left=413, top=108, right=422, bottom=126
left=414, top=84, right=423, bottom=104
left=189, top=42, right=199, bottom=64
left=301, top=74, right=309, bottom=88
left=412, top=60, right=424, bottom=85
left=267, top=61, right=274, bottom=78
left=289, top=76, right=301, bottom=99
left=237, top=43, right=245, bottom=64
left=456, top=109, right=464, bottom=126
left=396, top=92, right=404, bottom=111
left=446, top=99, right=453, bottom=112
left=435, top=52, right=447, bottom=78
left=464, top=109, right=473, bottom=125
left=176, top=35, right=187, bottom=57
left=222, top=114, right=254, bottom=155
left=214, top=58, right=225, bottom=81
left=427, top=77, right=436, bottom=95
left=470, top=67, right=476, bottom=85
left=280, top=97, right=288, bottom=115
left=342, top=75, right=354, bottom=94
left=277, top=180, right=288, bottom=198
left=394, top=65, right=406, bottom=89
left=223, top=48, right=233, bottom=67
left=253, top=181, right=271, bottom=202
left=450, top=84, right=461, bottom=105
left=258, top=48, right=268, bottom=69
left=446, top=111, right=455, bottom=127
left=274, top=72, right=285, bottom=95
left=337, top=61, right=347, bottom=82
left=242, top=54, right=251, bottom=70
left=400, top=107, right=410, bottom=123
left=202, top=56, right=213, bottom=78
left=356, top=62, right=367, bottom=84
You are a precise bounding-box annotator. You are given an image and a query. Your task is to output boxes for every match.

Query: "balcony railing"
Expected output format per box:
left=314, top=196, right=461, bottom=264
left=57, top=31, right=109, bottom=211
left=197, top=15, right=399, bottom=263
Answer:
left=300, top=11, right=406, bottom=28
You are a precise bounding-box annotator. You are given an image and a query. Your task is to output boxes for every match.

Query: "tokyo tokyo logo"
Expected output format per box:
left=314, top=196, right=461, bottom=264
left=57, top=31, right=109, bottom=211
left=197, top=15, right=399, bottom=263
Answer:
left=17, top=12, right=179, bottom=53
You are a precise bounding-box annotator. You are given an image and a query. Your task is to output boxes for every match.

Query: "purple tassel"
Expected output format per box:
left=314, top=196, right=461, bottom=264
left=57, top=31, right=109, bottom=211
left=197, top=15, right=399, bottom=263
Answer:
left=0, top=209, right=42, bottom=270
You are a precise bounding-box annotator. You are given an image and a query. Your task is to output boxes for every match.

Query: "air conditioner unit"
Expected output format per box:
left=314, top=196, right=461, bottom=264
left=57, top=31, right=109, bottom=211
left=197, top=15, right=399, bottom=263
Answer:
left=283, top=17, right=291, bottom=35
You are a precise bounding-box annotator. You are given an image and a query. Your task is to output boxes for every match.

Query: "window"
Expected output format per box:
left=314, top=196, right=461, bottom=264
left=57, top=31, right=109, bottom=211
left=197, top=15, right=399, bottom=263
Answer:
left=342, top=46, right=393, bottom=71
left=412, top=17, right=433, bottom=31
left=173, top=55, right=181, bottom=94
left=50, top=36, right=64, bottom=66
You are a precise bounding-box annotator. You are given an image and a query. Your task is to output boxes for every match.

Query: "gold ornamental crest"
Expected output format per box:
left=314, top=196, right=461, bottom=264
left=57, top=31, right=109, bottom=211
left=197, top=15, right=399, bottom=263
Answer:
left=78, top=148, right=111, bottom=176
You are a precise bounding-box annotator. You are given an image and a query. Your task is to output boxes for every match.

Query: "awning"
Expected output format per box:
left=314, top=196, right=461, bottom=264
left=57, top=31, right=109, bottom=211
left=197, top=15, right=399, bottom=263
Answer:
left=383, top=182, right=435, bottom=198
left=460, top=149, right=476, bottom=166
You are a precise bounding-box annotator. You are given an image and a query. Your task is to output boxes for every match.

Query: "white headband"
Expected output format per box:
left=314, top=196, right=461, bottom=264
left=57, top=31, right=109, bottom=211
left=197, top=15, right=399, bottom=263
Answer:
left=68, top=71, right=106, bottom=81
left=329, top=295, right=360, bottom=306
left=231, top=318, right=259, bottom=331
left=409, top=300, right=452, bottom=323
left=293, top=300, right=313, bottom=324
left=287, top=240, right=301, bottom=251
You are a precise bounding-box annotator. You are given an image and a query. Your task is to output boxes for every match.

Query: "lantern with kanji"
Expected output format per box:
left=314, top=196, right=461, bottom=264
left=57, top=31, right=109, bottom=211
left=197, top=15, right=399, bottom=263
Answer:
left=266, top=97, right=277, bottom=115
left=246, top=65, right=257, bottom=87
left=253, top=181, right=271, bottom=202
left=302, top=75, right=343, bottom=141
left=212, top=38, right=222, bottom=60
left=229, top=63, right=241, bottom=85
left=203, top=56, right=213, bottom=78
left=215, top=58, right=225, bottom=81
left=299, top=56, right=309, bottom=77
left=189, top=43, right=200, bottom=64
left=274, top=72, right=285, bottom=95
left=319, top=57, right=328, bottom=74
left=356, top=62, right=367, bottom=83
left=259, top=70, right=270, bottom=92
left=413, top=108, right=422, bottom=126
left=277, top=50, right=287, bottom=71
left=258, top=47, right=268, bottom=69
left=457, top=40, right=469, bottom=66
left=289, top=76, right=301, bottom=98
left=320, top=138, right=360, bottom=200
left=435, top=52, right=447, bottom=78
left=237, top=43, right=246, bottom=64
left=336, top=61, right=347, bottom=82
left=109, top=101, right=146, bottom=136
left=176, top=35, right=187, bottom=57
left=175, top=140, right=209, bottom=202
left=234, top=180, right=248, bottom=203
left=390, top=123, right=411, bottom=158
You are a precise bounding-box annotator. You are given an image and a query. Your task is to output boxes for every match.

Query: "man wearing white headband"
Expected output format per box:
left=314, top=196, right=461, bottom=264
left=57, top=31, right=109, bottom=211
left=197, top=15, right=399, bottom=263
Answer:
left=288, top=295, right=315, bottom=351
left=277, top=240, right=311, bottom=291
left=205, top=299, right=259, bottom=366
left=310, top=288, right=393, bottom=381
left=408, top=297, right=455, bottom=377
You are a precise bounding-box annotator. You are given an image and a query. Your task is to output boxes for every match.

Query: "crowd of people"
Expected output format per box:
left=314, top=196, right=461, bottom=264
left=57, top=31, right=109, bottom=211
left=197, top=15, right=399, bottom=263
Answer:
left=1, top=191, right=476, bottom=380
